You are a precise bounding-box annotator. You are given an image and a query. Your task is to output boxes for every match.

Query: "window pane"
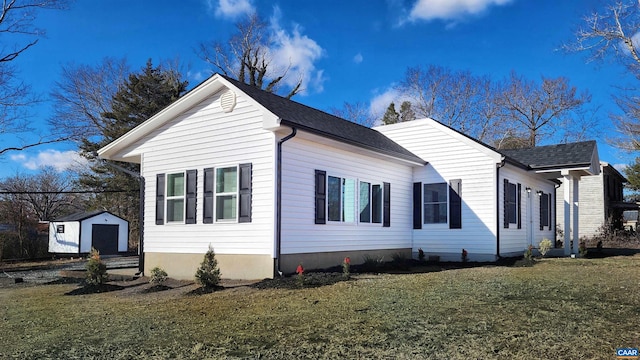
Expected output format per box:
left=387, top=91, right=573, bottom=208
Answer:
left=216, top=167, right=237, bottom=193
left=371, top=185, right=382, bottom=223
left=167, top=173, right=184, bottom=197
left=359, top=182, right=371, bottom=223
left=328, top=176, right=341, bottom=221
left=424, top=183, right=447, bottom=224
left=216, top=195, right=237, bottom=220
left=343, top=178, right=355, bottom=223
left=167, top=199, right=184, bottom=222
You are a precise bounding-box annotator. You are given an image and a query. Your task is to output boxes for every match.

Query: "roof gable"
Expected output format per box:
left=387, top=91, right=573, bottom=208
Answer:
left=499, top=141, right=599, bottom=173
left=99, top=74, right=425, bottom=165
left=56, top=210, right=110, bottom=222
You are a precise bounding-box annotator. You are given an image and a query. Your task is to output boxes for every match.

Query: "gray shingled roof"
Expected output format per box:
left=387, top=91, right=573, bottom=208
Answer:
left=499, top=141, right=597, bottom=170
left=56, top=210, right=109, bottom=222
left=221, top=75, right=425, bottom=164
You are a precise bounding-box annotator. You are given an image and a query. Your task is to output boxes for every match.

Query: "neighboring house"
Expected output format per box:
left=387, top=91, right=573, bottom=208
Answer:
left=49, top=210, right=129, bottom=256
left=623, top=210, right=638, bottom=231
left=555, top=162, right=636, bottom=238
left=98, top=74, right=600, bottom=280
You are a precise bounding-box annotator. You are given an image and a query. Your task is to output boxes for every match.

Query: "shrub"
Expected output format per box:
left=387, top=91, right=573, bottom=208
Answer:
left=461, top=249, right=468, bottom=263
left=195, top=247, right=221, bottom=288
left=296, top=263, right=304, bottom=287
left=361, top=255, right=384, bottom=272
left=579, top=241, right=588, bottom=257
left=524, top=245, right=534, bottom=261
left=538, top=238, right=552, bottom=257
left=391, top=252, right=409, bottom=270
left=85, top=248, right=108, bottom=286
left=149, top=267, right=168, bottom=284
left=418, top=248, right=425, bottom=262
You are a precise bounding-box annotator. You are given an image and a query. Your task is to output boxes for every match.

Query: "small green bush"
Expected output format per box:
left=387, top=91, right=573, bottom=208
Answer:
left=195, top=246, right=221, bottom=288
left=418, top=248, right=425, bottom=262
left=85, top=248, right=108, bottom=286
left=342, top=257, right=350, bottom=279
left=524, top=245, right=534, bottom=261
left=150, top=267, right=168, bottom=284
left=361, top=255, right=384, bottom=272
left=538, top=238, right=552, bottom=257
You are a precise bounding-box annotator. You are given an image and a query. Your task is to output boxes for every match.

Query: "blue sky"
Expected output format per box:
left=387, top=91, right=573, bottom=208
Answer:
left=2, top=0, right=635, bottom=178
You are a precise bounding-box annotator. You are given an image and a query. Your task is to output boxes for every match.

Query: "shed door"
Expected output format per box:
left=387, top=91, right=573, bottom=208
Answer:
left=91, top=224, right=119, bottom=255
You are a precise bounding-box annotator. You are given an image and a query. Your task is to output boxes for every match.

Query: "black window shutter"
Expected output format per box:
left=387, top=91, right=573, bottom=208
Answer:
left=383, top=182, right=391, bottom=227
left=203, top=168, right=214, bottom=224
left=155, top=174, right=165, bottom=225
left=548, top=193, right=553, bottom=230
left=449, top=179, right=462, bottom=229
left=413, top=182, right=422, bottom=229
left=238, top=163, right=252, bottom=223
left=315, top=170, right=326, bottom=224
left=539, top=192, right=544, bottom=231
left=185, top=169, right=197, bottom=224
left=503, top=179, right=509, bottom=229
left=517, top=183, right=522, bottom=229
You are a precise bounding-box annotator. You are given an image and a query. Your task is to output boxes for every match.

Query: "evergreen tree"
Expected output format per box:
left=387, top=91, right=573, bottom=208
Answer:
left=382, top=102, right=400, bottom=125
left=625, top=158, right=640, bottom=200
left=399, top=101, right=416, bottom=122
left=78, top=60, right=188, bottom=249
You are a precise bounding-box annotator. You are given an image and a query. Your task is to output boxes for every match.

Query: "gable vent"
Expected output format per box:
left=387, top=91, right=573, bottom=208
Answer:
left=220, top=89, right=237, bottom=113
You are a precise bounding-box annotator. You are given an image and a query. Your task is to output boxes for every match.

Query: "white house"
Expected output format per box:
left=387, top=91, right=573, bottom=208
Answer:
left=49, top=210, right=129, bottom=256
left=98, top=74, right=600, bottom=280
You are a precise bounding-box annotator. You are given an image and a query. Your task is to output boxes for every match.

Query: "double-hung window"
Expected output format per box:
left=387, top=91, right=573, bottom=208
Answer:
left=359, top=182, right=382, bottom=224
left=503, top=179, right=521, bottom=229
left=166, top=172, right=185, bottom=223
left=423, top=183, right=448, bottom=224
left=215, top=166, right=238, bottom=221
left=328, top=176, right=356, bottom=222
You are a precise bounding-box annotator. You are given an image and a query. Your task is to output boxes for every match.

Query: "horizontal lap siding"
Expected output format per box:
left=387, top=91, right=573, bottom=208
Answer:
left=376, top=121, right=498, bottom=255
left=556, top=173, right=603, bottom=238
left=499, top=166, right=556, bottom=254
left=280, top=137, right=413, bottom=254
left=133, top=90, right=275, bottom=256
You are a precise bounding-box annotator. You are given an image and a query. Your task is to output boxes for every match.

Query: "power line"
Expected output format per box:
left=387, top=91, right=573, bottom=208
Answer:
left=0, top=190, right=137, bottom=195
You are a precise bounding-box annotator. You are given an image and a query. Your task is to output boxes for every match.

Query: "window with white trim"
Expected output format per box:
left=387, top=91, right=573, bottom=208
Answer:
left=166, top=172, right=185, bottom=223
left=423, top=183, right=447, bottom=224
left=215, top=166, right=238, bottom=221
left=328, top=176, right=356, bottom=222
left=359, top=181, right=382, bottom=223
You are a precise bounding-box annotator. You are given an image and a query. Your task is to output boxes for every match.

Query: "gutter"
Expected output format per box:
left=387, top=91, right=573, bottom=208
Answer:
left=496, top=157, right=506, bottom=259
left=275, top=127, right=297, bottom=277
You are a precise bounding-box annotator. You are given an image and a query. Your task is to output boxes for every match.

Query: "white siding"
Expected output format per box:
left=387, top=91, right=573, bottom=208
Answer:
left=79, top=213, right=129, bottom=253
left=125, top=89, right=276, bottom=256
left=498, top=165, right=556, bottom=256
left=377, top=120, right=499, bottom=260
left=49, top=222, right=80, bottom=253
left=556, top=169, right=605, bottom=238
left=280, top=135, right=414, bottom=254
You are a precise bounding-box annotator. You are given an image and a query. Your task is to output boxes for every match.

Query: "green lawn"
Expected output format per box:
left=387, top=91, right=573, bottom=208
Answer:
left=1, top=256, right=639, bottom=359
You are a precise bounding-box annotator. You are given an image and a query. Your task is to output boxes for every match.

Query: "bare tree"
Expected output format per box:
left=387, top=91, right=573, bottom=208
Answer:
left=49, top=57, right=130, bottom=142
left=396, top=64, right=505, bottom=143
left=567, top=0, right=640, bottom=150
left=0, top=167, right=79, bottom=258
left=0, top=0, right=69, bottom=155
left=197, top=13, right=302, bottom=99
left=330, top=101, right=378, bottom=127
left=495, top=72, right=591, bottom=147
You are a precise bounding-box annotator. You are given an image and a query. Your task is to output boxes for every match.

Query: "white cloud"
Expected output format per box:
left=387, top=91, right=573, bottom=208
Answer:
left=209, top=0, right=255, bottom=19
left=10, top=150, right=88, bottom=172
left=408, top=0, right=512, bottom=22
left=368, top=87, right=413, bottom=121
left=614, top=163, right=629, bottom=173
left=353, top=53, right=364, bottom=64
left=267, top=8, right=325, bottom=95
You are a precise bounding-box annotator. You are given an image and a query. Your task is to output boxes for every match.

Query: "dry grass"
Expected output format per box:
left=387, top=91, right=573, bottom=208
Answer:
left=1, top=255, right=640, bottom=359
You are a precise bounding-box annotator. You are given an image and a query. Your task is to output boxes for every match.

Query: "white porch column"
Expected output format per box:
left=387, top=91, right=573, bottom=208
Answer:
left=572, top=176, right=581, bottom=255
left=562, top=172, right=572, bottom=256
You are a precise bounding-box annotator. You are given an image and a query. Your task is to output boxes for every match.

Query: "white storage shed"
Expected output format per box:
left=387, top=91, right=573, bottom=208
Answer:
left=49, top=210, right=129, bottom=255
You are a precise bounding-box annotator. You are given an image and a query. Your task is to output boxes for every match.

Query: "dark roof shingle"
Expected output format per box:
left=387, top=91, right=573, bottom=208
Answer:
left=56, top=210, right=108, bottom=222
left=221, top=75, right=425, bottom=164
left=499, top=141, right=597, bottom=170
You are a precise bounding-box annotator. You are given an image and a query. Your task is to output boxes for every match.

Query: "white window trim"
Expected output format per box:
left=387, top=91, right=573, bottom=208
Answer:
left=166, top=171, right=186, bottom=224
left=358, top=180, right=383, bottom=225
left=214, top=165, right=239, bottom=223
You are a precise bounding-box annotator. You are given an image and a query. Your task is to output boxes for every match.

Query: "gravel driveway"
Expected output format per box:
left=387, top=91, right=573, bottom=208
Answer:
left=0, top=256, right=139, bottom=285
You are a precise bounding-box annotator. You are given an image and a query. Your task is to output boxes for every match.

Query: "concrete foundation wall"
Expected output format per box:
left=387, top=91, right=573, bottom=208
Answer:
left=144, top=252, right=274, bottom=280
left=280, top=248, right=412, bottom=275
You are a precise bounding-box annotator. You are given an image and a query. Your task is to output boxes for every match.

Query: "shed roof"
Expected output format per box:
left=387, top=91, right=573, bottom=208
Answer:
left=56, top=210, right=114, bottom=222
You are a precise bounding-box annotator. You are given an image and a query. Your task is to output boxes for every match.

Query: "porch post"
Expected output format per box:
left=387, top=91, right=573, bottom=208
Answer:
left=562, top=172, right=572, bottom=256
left=572, top=176, right=581, bottom=255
